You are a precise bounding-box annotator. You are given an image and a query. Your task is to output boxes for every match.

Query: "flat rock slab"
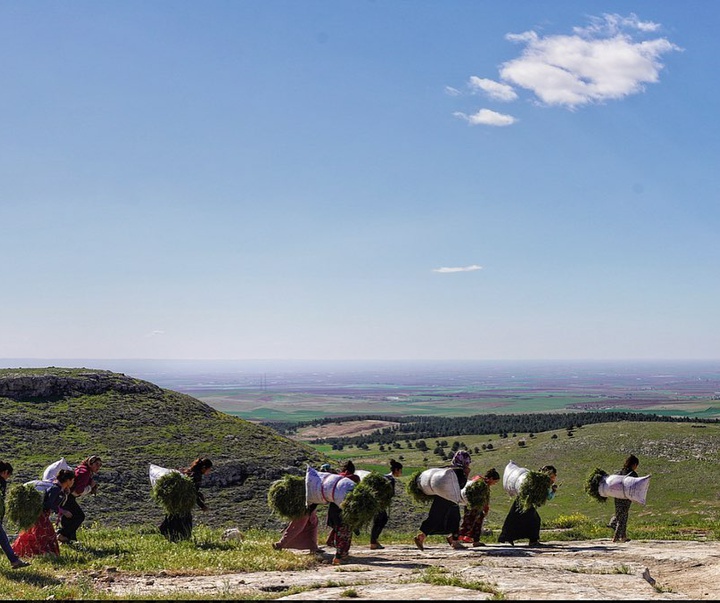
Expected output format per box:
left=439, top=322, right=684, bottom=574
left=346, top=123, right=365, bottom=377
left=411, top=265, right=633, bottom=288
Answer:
left=100, top=539, right=720, bottom=600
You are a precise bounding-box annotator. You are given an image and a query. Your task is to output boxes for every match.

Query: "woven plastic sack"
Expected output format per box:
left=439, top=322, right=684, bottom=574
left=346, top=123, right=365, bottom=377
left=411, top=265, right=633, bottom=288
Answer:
left=416, top=467, right=463, bottom=504
left=503, top=460, right=529, bottom=497
left=598, top=473, right=651, bottom=505
left=354, top=469, right=371, bottom=480
left=24, top=479, right=54, bottom=494
left=42, top=458, right=73, bottom=482
left=305, top=466, right=357, bottom=505
left=149, top=464, right=180, bottom=488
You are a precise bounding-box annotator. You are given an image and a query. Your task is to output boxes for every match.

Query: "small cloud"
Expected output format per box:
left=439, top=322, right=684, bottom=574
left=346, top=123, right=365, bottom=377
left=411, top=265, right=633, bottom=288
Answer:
left=454, top=109, right=517, bottom=127
left=444, top=85, right=462, bottom=96
left=499, top=13, right=681, bottom=109
left=468, top=76, right=518, bottom=101
left=432, top=264, right=483, bottom=273
left=146, top=330, right=165, bottom=337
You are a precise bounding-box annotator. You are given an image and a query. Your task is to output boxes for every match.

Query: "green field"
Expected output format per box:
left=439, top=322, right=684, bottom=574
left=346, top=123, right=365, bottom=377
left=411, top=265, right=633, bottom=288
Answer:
left=193, top=388, right=720, bottom=422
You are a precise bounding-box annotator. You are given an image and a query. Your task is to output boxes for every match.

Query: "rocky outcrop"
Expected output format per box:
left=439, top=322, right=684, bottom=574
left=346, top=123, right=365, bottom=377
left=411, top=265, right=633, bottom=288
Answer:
left=0, top=369, right=162, bottom=401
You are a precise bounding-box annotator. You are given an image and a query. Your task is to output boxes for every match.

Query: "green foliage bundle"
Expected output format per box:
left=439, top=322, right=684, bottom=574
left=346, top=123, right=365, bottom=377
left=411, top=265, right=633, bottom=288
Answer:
left=585, top=467, right=609, bottom=503
left=152, top=472, right=197, bottom=516
left=267, top=475, right=307, bottom=520
left=341, top=481, right=379, bottom=531
left=517, top=471, right=553, bottom=512
left=360, top=472, right=394, bottom=510
left=6, top=484, right=43, bottom=531
left=407, top=470, right=435, bottom=505
left=464, top=478, right=490, bottom=511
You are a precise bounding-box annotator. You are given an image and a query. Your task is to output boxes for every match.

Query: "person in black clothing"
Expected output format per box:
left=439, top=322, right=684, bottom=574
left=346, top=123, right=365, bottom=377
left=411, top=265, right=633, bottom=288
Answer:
left=609, top=454, right=639, bottom=543
left=498, top=464, right=557, bottom=547
left=414, top=450, right=472, bottom=551
left=369, top=459, right=403, bottom=550
left=159, top=457, right=213, bottom=542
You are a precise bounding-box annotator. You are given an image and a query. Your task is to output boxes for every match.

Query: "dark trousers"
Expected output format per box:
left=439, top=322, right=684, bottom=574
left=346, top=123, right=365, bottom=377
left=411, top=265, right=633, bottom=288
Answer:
left=370, top=510, right=388, bottom=544
left=0, top=524, right=19, bottom=564
left=58, top=495, right=85, bottom=541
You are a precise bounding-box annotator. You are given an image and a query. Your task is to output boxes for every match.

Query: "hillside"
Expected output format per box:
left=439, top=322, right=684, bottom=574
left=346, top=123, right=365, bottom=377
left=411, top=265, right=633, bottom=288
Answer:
left=0, top=367, right=324, bottom=530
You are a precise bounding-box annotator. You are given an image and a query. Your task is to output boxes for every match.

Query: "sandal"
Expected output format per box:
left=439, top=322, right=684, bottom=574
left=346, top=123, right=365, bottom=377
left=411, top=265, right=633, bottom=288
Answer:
left=413, top=536, right=425, bottom=551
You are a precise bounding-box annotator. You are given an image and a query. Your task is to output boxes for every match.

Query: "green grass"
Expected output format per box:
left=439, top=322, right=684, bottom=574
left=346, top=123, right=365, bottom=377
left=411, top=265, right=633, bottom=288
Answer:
left=0, top=525, right=317, bottom=600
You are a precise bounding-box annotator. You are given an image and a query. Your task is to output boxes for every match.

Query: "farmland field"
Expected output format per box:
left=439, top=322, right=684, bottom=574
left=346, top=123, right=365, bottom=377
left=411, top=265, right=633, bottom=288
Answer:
left=184, top=360, right=720, bottom=421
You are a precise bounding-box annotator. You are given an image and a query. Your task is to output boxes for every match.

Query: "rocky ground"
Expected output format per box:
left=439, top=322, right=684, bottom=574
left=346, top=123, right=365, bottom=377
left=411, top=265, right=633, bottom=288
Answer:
left=90, top=538, right=719, bottom=600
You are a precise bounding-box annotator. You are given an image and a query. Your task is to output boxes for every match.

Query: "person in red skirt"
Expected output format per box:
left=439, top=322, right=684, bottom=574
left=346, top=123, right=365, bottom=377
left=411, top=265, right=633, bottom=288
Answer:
left=458, top=467, right=500, bottom=546
left=13, top=469, right=75, bottom=558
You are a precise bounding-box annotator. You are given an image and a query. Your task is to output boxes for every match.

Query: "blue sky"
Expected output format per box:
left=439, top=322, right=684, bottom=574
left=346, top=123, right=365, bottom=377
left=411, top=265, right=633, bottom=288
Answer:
left=1, top=1, right=717, bottom=361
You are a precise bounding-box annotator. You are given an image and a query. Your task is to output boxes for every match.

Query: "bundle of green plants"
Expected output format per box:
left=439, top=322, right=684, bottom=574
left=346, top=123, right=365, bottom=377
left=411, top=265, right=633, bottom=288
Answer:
left=5, top=484, right=43, bottom=531
left=464, top=478, right=490, bottom=511
left=267, top=474, right=307, bottom=520
left=360, top=472, right=394, bottom=510
left=584, top=467, right=609, bottom=503
left=517, top=470, right=553, bottom=512
left=407, top=470, right=434, bottom=505
left=152, top=471, right=197, bottom=516
left=341, top=480, right=380, bottom=531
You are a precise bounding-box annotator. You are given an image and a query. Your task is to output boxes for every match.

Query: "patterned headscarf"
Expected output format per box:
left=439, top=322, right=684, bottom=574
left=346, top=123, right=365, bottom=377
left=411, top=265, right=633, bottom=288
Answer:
left=451, top=450, right=471, bottom=468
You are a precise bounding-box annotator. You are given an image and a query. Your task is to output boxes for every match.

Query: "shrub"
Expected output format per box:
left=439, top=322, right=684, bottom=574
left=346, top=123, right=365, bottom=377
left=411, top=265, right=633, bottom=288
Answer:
left=517, top=471, right=552, bottom=512
left=6, top=483, right=43, bottom=530
left=407, top=470, right=435, bottom=504
left=267, top=474, right=307, bottom=520
left=585, top=467, right=609, bottom=503
left=152, top=472, right=197, bottom=516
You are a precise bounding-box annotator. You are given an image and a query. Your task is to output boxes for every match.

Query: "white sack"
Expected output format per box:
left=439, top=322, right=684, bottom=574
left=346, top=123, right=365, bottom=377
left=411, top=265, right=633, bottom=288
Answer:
left=598, top=474, right=651, bottom=505
left=42, top=458, right=73, bottom=482
left=354, top=469, right=371, bottom=480
left=305, top=466, right=357, bottom=505
left=149, top=464, right=180, bottom=488
left=417, top=467, right=463, bottom=504
left=503, top=460, right=529, bottom=497
left=24, top=479, right=54, bottom=494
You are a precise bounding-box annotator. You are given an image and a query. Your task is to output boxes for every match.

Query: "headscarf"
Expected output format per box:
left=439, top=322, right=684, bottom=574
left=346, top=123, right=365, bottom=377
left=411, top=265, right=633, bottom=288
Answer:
left=451, top=450, right=471, bottom=469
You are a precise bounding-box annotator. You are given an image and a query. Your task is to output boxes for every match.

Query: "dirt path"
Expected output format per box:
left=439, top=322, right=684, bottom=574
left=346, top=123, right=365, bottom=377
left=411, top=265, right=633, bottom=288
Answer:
left=96, top=538, right=720, bottom=600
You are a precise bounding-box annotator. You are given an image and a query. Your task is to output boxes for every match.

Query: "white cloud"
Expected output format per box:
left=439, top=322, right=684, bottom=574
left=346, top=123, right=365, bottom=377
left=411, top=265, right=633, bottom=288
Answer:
left=499, top=13, right=681, bottom=108
left=454, top=109, right=517, bottom=127
left=468, top=76, right=518, bottom=101
left=444, top=85, right=462, bottom=96
left=432, top=265, right=483, bottom=273
left=146, top=330, right=165, bottom=337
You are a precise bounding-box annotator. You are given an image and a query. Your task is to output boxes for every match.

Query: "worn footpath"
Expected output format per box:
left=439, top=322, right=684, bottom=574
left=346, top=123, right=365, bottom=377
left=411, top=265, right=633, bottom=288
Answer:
left=87, top=538, right=720, bottom=600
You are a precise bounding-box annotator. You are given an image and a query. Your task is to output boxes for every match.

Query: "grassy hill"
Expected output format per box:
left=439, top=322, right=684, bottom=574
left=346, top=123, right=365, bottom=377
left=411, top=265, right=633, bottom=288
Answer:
left=0, top=367, right=324, bottom=531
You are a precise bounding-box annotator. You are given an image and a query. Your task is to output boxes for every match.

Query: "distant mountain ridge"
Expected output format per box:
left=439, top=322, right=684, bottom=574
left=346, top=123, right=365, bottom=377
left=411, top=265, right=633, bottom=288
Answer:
left=0, top=367, right=324, bottom=531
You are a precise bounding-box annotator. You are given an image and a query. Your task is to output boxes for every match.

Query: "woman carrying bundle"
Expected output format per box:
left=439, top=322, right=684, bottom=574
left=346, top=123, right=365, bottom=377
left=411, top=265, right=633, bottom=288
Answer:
left=458, top=467, right=500, bottom=547
left=57, top=455, right=102, bottom=544
left=369, top=459, right=403, bottom=550
left=326, top=460, right=360, bottom=565
left=609, top=454, right=639, bottom=543
left=13, top=469, right=75, bottom=558
left=498, top=464, right=557, bottom=547
left=414, top=450, right=472, bottom=551
left=159, top=457, right=213, bottom=541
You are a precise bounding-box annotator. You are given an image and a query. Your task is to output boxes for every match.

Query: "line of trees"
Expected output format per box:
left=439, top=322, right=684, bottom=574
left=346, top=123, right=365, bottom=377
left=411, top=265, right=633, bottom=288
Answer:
left=263, top=411, right=717, bottom=448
